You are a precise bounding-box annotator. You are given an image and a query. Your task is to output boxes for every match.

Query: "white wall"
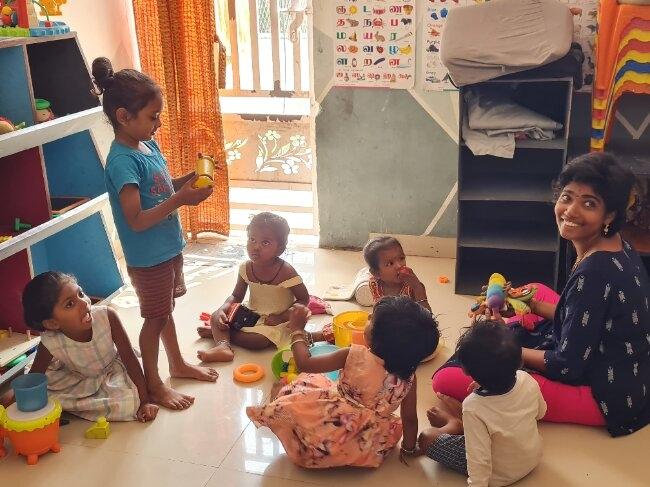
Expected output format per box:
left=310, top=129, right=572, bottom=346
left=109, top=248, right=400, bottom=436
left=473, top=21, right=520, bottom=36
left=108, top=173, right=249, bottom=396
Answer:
left=57, top=0, right=138, bottom=70
left=53, top=0, right=139, bottom=159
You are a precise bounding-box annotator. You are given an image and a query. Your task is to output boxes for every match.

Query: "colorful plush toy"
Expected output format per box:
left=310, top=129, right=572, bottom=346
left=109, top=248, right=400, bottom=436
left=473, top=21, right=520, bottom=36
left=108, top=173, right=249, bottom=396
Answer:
left=469, top=273, right=537, bottom=325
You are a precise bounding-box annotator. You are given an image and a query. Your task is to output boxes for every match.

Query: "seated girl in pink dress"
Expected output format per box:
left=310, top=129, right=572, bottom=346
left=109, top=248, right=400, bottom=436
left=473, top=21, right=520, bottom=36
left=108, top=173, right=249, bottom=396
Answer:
left=246, top=296, right=440, bottom=468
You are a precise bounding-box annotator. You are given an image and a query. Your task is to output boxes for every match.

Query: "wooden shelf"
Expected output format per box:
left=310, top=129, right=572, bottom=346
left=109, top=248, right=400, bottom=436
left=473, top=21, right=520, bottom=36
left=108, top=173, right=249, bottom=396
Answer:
left=0, top=332, right=40, bottom=368
left=455, top=78, right=572, bottom=295
left=459, top=224, right=558, bottom=252
left=0, top=34, right=124, bottom=335
left=0, top=350, right=36, bottom=388
left=460, top=137, right=565, bottom=151
left=0, top=107, right=103, bottom=159
left=460, top=177, right=554, bottom=202
left=455, top=248, right=558, bottom=295
left=0, top=194, right=108, bottom=261
left=0, top=32, right=76, bottom=48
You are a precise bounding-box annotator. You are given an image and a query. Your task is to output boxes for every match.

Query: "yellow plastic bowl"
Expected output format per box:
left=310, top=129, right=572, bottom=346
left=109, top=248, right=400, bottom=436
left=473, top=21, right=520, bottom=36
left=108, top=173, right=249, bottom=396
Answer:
left=333, top=311, right=369, bottom=347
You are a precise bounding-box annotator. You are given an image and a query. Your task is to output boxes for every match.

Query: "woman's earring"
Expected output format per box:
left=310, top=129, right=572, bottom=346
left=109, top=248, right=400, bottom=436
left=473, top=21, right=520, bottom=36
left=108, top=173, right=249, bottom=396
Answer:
left=603, top=223, right=610, bottom=236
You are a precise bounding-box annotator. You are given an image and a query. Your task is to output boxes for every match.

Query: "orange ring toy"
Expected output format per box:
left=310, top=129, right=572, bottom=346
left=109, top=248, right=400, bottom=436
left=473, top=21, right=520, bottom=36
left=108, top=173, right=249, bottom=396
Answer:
left=234, top=363, right=265, bottom=383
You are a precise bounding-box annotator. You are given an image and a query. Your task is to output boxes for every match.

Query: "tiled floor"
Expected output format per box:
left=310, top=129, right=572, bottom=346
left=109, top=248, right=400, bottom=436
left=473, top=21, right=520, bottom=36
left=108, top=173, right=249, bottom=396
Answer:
left=2, top=248, right=649, bottom=486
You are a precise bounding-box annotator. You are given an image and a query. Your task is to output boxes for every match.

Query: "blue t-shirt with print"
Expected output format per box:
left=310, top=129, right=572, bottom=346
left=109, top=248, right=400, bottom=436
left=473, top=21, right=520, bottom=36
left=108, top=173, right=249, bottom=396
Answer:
left=105, top=139, right=185, bottom=268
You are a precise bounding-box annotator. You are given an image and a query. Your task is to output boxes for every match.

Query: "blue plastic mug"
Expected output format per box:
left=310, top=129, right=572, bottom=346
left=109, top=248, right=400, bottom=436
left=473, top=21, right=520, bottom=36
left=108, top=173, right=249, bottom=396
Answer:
left=12, top=373, right=48, bottom=412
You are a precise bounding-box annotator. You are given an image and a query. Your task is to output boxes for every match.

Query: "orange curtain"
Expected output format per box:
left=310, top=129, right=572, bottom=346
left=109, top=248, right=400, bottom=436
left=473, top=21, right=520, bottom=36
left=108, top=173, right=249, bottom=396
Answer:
left=131, top=0, right=229, bottom=237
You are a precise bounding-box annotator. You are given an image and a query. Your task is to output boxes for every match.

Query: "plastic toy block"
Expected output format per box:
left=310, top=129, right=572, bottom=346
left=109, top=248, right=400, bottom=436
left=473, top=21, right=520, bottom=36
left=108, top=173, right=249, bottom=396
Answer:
left=0, top=26, right=30, bottom=37
left=84, top=416, right=110, bottom=439
left=30, top=21, right=69, bottom=37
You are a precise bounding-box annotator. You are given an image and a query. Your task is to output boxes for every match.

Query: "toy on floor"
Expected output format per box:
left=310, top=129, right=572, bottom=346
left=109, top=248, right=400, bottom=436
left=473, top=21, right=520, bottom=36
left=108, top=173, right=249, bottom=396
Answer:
left=84, top=416, right=110, bottom=439
left=34, top=98, right=55, bottom=123
left=271, top=345, right=341, bottom=384
left=280, top=357, right=299, bottom=384
left=13, top=373, right=48, bottom=412
left=438, top=275, right=450, bottom=284
left=332, top=310, right=369, bottom=347
left=2, top=373, right=61, bottom=465
left=307, top=295, right=332, bottom=315
left=234, top=363, right=265, bottom=383
left=469, top=273, right=537, bottom=323
left=194, top=153, right=215, bottom=188
left=0, top=116, right=25, bottom=135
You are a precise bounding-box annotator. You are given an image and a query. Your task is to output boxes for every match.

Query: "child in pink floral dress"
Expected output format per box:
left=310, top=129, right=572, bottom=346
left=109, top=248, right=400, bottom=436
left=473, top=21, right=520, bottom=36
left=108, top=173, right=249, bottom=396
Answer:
left=246, top=296, right=439, bottom=468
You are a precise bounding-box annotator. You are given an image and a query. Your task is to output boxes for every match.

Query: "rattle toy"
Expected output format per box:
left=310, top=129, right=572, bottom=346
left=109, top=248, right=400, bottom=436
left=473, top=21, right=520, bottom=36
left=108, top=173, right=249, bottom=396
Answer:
left=469, top=273, right=537, bottom=324
left=194, top=153, right=216, bottom=188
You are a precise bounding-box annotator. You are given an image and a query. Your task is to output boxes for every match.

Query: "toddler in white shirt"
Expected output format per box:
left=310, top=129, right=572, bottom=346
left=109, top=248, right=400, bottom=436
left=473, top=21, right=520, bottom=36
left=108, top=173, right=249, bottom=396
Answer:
left=419, top=321, right=547, bottom=487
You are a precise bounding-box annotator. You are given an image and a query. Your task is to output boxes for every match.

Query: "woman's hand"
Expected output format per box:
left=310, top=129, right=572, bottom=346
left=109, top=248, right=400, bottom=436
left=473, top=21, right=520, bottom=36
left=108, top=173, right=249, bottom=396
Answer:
left=136, top=402, right=159, bottom=422
left=481, top=307, right=506, bottom=325
left=287, top=304, right=310, bottom=332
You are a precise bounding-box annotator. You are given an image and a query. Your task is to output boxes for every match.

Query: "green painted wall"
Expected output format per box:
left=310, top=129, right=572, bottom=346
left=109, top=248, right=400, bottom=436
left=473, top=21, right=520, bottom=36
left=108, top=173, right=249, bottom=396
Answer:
left=313, top=1, right=461, bottom=248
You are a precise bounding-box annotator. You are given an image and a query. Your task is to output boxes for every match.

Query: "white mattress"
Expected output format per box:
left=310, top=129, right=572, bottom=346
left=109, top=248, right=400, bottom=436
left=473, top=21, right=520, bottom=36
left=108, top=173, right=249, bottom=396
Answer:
left=440, top=0, right=573, bottom=87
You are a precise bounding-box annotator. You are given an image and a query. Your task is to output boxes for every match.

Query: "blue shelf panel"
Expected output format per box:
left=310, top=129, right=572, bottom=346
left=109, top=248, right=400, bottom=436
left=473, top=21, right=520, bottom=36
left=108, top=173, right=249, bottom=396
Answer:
left=0, top=46, right=34, bottom=127
left=43, top=130, right=105, bottom=198
left=31, top=213, right=123, bottom=298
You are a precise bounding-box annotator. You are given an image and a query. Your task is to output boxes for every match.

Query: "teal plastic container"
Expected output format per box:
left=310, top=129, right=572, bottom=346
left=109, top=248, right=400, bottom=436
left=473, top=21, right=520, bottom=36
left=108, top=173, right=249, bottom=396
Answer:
left=12, top=373, right=48, bottom=412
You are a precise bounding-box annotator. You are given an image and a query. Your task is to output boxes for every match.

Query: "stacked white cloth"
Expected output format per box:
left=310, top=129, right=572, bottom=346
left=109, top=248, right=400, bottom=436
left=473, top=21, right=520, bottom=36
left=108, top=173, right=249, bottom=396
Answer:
left=462, top=88, right=563, bottom=158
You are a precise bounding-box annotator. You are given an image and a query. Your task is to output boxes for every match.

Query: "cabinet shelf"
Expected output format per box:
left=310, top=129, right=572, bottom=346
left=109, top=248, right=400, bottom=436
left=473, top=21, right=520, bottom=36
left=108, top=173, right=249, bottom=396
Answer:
left=0, top=107, right=103, bottom=159
left=455, top=78, right=572, bottom=295
left=0, top=194, right=108, bottom=261
left=459, top=224, right=558, bottom=252
left=460, top=137, right=565, bottom=151
left=460, top=176, right=554, bottom=202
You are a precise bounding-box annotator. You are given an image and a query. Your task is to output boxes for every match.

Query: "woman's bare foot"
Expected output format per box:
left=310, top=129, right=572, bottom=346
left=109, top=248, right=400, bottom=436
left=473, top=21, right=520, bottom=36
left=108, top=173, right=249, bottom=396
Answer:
left=148, top=383, right=195, bottom=410
left=196, top=325, right=212, bottom=339
left=436, top=393, right=463, bottom=419
left=169, top=361, right=219, bottom=382
left=197, top=341, right=234, bottom=363
left=427, top=406, right=463, bottom=435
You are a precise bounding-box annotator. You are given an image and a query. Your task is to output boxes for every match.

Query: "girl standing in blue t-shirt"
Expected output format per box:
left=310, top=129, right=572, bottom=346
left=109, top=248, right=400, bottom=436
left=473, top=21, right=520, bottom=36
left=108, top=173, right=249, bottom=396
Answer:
left=92, top=57, right=219, bottom=411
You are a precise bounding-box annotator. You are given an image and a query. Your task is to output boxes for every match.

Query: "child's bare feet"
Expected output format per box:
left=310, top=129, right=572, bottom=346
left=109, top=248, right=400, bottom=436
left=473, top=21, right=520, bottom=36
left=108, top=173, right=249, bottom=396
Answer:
left=436, top=393, right=463, bottom=419
left=426, top=406, right=448, bottom=427
left=197, top=341, right=235, bottom=363
left=169, top=361, right=220, bottom=382
left=196, top=325, right=212, bottom=339
left=149, top=383, right=195, bottom=410
left=426, top=406, right=463, bottom=435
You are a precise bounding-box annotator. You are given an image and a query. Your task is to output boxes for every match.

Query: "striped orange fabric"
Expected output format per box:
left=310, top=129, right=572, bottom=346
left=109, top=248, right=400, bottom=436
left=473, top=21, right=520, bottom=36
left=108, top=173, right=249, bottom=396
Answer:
left=131, top=0, right=229, bottom=237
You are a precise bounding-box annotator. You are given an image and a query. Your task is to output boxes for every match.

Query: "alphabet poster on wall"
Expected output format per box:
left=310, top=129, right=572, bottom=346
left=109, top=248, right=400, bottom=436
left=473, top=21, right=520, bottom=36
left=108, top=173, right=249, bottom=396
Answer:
left=333, top=1, right=416, bottom=89
left=560, top=0, right=599, bottom=91
left=422, top=0, right=484, bottom=92
left=421, top=0, right=598, bottom=92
